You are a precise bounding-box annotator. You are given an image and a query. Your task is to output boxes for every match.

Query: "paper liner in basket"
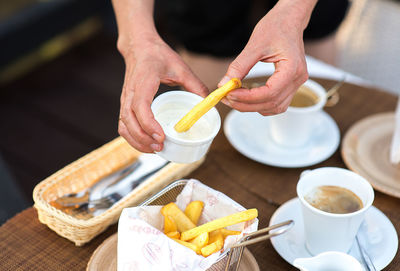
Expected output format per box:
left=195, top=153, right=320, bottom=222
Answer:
left=118, top=179, right=259, bottom=271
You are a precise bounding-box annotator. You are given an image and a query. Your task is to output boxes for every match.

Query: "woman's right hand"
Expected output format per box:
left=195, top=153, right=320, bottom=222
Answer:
left=117, top=37, right=208, bottom=153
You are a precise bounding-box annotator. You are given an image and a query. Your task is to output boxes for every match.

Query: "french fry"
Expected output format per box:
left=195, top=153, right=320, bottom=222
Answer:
left=184, top=201, right=204, bottom=225
left=201, top=237, right=224, bottom=257
left=174, top=78, right=241, bottom=132
left=181, top=209, right=258, bottom=241
left=166, top=231, right=181, bottom=239
left=208, top=229, right=223, bottom=244
left=189, top=232, right=209, bottom=249
left=172, top=238, right=201, bottom=254
left=161, top=203, right=196, bottom=232
left=220, top=228, right=241, bottom=238
left=163, top=215, right=177, bottom=233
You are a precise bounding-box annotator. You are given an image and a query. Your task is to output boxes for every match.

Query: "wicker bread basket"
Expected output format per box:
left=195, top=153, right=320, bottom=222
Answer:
left=33, top=137, right=204, bottom=246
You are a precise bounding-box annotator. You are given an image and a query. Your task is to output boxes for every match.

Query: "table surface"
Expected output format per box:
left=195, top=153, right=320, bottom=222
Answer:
left=0, top=79, right=399, bottom=271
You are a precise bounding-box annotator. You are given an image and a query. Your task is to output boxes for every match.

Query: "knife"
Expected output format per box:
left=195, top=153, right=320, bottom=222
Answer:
left=88, top=153, right=168, bottom=206
left=390, top=97, right=400, bottom=164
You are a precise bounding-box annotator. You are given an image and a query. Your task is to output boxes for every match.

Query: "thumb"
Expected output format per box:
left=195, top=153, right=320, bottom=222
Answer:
left=179, top=70, right=209, bottom=98
left=218, top=49, right=259, bottom=87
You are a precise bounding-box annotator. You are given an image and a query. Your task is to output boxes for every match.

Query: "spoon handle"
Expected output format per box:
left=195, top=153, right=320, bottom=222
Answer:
left=356, top=235, right=376, bottom=271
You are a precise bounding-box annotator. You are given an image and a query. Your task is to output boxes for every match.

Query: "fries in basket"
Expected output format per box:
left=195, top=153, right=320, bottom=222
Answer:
left=161, top=201, right=258, bottom=257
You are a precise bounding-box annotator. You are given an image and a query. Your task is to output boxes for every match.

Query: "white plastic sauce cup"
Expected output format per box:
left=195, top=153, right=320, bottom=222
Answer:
left=151, top=91, right=221, bottom=163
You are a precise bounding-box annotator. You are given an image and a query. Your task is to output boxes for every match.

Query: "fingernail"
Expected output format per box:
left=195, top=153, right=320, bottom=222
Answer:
left=227, top=94, right=237, bottom=101
left=150, top=143, right=161, bottom=152
left=218, top=76, right=230, bottom=87
left=221, top=97, right=231, bottom=106
left=152, top=133, right=162, bottom=143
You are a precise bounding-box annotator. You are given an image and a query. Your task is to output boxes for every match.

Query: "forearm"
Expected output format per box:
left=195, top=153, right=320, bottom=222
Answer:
left=273, top=0, right=318, bottom=31
left=111, top=0, right=161, bottom=56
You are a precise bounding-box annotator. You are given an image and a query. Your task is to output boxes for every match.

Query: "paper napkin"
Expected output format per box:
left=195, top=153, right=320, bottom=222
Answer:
left=117, top=179, right=258, bottom=271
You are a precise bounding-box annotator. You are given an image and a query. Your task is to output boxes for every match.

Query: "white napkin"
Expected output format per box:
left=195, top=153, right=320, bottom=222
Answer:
left=117, top=179, right=259, bottom=271
left=390, top=97, right=400, bottom=164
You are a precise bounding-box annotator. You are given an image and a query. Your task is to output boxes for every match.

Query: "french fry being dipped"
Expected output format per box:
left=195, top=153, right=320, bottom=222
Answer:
left=181, top=208, right=258, bottom=241
left=174, top=78, right=242, bottom=133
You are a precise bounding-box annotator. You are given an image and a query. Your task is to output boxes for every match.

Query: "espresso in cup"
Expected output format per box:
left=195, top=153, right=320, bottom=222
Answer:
left=304, top=185, right=363, bottom=214
left=290, top=85, right=320, bottom=108
left=297, top=167, right=374, bottom=255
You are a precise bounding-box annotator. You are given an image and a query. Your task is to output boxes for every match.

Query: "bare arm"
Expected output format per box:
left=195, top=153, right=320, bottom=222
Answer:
left=112, top=0, right=208, bottom=153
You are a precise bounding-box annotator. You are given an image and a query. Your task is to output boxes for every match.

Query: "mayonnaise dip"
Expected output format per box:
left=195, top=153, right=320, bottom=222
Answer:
left=154, top=103, right=213, bottom=141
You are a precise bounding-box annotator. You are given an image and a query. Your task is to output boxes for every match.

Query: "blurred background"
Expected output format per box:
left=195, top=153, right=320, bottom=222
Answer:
left=0, top=0, right=399, bottom=224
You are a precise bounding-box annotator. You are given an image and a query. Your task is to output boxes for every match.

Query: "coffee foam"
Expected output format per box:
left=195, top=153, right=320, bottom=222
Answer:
left=304, top=185, right=363, bottom=214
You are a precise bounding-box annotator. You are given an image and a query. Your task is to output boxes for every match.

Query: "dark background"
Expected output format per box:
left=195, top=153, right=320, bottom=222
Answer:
left=0, top=0, right=126, bottom=224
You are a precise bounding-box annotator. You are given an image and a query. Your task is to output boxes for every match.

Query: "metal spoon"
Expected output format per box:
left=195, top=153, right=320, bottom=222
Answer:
left=356, top=235, right=376, bottom=271
left=325, top=78, right=345, bottom=107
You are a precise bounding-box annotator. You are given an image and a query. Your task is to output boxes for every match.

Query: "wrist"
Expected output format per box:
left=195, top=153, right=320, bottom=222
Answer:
left=112, top=0, right=161, bottom=58
left=273, top=0, right=318, bottom=31
left=117, top=31, right=162, bottom=58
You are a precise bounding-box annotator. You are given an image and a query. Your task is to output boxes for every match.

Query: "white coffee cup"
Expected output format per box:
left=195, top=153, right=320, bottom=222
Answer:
left=269, top=79, right=327, bottom=147
left=296, top=167, right=374, bottom=255
left=151, top=91, right=221, bottom=163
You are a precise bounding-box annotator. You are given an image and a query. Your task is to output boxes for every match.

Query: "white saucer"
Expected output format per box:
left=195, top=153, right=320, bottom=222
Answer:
left=269, top=198, right=398, bottom=270
left=223, top=110, right=340, bottom=168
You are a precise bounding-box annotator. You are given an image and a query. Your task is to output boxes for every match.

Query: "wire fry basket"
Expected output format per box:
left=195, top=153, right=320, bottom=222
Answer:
left=139, top=180, right=294, bottom=271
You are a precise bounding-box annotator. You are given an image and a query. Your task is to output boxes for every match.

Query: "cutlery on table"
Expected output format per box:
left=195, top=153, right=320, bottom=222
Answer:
left=51, top=153, right=168, bottom=213
left=325, top=77, right=345, bottom=107
left=356, top=235, right=376, bottom=271
left=53, top=161, right=140, bottom=208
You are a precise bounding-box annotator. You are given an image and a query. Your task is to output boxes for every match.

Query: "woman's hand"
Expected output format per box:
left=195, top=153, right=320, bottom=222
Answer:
left=219, top=0, right=316, bottom=116
left=112, top=0, right=208, bottom=153
left=118, top=38, right=208, bottom=153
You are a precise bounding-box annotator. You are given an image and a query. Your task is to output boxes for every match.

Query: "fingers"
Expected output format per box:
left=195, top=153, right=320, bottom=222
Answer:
left=131, top=75, right=165, bottom=142
left=218, top=47, right=260, bottom=87
left=179, top=71, right=209, bottom=97
left=226, top=58, right=308, bottom=114
left=119, top=72, right=164, bottom=153
left=258, top=93, right=294, bottom=116
left=227, top=86, right=293, bottom=115
left=117, top=40, right=211, bottom=153
left=265, top=58, right=308, bottom=99
left=168, top=61, right=209, bottom=97
left=118, top=119, right=161, bottom=153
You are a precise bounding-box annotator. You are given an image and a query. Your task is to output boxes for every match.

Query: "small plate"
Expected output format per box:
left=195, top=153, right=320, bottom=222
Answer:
left=342, top=112, right=400, bottom=198
left=269, top=198, right=398, bottom=270
left=87, top=233, right=260, bottom=271
left=223, top=110, right=340, bottom=168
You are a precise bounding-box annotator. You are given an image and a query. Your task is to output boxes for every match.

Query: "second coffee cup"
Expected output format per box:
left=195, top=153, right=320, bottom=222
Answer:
left=268, top=79, right=327, bottom=147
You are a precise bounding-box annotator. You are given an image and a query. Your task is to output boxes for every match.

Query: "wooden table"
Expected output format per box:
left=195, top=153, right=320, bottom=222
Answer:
left=0, top=79, right=399, bottom=270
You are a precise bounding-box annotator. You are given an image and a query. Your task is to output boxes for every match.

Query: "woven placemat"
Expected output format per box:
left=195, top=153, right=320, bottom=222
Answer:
left=0, top=208, right=115, bottom=271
